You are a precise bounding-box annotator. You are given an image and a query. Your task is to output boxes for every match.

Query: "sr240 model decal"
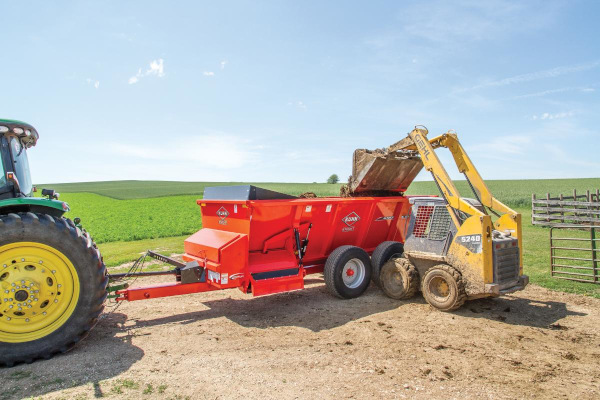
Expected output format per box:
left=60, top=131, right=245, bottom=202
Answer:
left=456, top=234, right=482, bottom=253
left=375, top=216, right=394, bottom=221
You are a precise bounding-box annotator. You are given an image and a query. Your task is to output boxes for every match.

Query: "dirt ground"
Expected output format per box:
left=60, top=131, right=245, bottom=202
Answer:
left=2, top=278, right=600, bottom=400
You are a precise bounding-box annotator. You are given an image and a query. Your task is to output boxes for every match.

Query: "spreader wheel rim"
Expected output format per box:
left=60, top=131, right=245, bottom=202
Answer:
left=342, top=258, right=366, bottom=289
left=0, top=242, right=79, bottom=343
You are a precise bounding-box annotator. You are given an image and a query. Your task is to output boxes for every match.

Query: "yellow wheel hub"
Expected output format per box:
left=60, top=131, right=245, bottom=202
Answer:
left=430, top=276, right=450, bottom=298
left=0, top=242, right=79, bottom=343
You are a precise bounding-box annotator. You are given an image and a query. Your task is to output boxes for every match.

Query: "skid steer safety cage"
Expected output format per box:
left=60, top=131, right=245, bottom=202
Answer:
left=550, top=225, right=599, bottom=284
left=412, top=204, right=452, bottom=241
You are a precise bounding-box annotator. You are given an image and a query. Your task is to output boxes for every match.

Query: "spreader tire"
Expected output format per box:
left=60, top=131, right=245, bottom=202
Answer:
left=380, top=257, right=419, bottom=300
left=421, top=264, right=466, bottom=311
left=0, top=213, right=107, bottom=367
left=324, top=246, right=372, bottom=299
left=370, top=241, right=404, bottom=287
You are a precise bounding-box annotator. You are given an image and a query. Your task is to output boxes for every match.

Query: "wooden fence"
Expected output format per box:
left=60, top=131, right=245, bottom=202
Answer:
left=532, top=189, right=600, bottom=226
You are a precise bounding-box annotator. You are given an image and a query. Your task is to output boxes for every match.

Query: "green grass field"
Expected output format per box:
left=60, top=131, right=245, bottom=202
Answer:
left=43, top=177, right=599, bottom=206
left=38, top=178, right=600, bottom=298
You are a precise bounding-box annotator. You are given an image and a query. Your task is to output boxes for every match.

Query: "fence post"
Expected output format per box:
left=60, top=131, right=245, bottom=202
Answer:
left=546, top=192, right=551, bottom=223
left=532, top=193, right=536, bottom=225
left=560, top=193, right=564, bottom=224
left=586, top=190, right=591, bottom=222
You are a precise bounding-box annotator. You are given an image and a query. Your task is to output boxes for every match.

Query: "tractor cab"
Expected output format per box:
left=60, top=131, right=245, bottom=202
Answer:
left=0, top=119, right=66, bottom=216
left=0, top=119, right=39, bottom=199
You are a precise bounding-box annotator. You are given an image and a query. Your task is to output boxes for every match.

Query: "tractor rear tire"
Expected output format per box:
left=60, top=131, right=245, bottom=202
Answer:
left=0, top=213, right=107, bottom=367
left=370, top=241, right=404, bottom=287
left=380, top=257, right=419, bottom=300
left=324, top=246, right=372, bottom=299
left=421, top=264, right=466, bottom=311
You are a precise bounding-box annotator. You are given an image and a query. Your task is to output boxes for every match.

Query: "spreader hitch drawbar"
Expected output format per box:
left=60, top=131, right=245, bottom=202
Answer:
left=107, top=250, right=206, bottom=300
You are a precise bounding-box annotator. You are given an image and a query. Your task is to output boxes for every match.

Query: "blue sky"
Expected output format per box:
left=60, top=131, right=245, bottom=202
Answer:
left=1, top=0, right=598, bottom=184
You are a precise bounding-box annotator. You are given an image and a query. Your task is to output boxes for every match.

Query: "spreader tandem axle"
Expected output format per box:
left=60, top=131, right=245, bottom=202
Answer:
left=1, top=124, right=528, bottom=366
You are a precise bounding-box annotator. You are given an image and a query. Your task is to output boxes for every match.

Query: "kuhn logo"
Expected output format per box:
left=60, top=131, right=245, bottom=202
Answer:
left=217, top=206, right=229, bottom=225
left=342, top=212, right=360, bottom=232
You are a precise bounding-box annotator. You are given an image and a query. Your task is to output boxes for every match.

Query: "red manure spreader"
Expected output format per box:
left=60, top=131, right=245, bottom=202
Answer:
left=114, top=185, right=413, bottom=301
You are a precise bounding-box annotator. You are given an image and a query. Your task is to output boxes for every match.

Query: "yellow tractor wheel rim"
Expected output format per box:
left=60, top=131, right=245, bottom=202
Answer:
left=0, top=242, right=79, bottom=343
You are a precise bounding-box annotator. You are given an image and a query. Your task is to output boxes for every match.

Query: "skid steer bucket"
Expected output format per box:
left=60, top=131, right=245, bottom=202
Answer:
left=349, top=148, right=423, bottom=193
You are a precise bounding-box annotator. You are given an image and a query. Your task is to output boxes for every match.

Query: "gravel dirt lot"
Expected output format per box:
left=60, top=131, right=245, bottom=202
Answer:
left=2, top=278, right=600, bottom=400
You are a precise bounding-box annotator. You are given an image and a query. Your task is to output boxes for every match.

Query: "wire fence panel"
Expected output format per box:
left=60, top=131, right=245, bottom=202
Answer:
left=550, top=225, right=599, bottom=284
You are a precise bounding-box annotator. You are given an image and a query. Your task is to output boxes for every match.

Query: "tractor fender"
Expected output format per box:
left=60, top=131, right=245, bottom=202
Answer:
left=0, top=197, right=68, bottom=218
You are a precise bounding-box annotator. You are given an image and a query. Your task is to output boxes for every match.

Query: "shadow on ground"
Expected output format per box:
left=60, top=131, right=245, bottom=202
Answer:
left=0, top=312, right=143, bottom=400
left=131, top=279, right=584, bottom=332
left=457, top=295, right=587, bottom=328
left=132, top=283, right=403, bottom=332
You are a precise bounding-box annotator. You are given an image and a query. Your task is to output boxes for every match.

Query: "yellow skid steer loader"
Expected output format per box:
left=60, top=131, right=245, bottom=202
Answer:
left=352, top=126, right=528, bottom=310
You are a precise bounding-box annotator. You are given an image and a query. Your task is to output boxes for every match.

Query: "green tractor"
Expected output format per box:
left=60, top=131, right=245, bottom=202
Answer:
left=0, top=119, right=107, bottom=367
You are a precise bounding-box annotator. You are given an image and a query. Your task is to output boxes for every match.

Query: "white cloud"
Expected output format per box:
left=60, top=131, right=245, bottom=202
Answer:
left=86, top=78, right=100, bottom=89
left=543, top=143, right=600, bottom=169
left=513, top=86, right=597, bottom=98
left=220, top=60, right=227, bottom=70
left=288, top=101, right=307, bottom=110
left=203, top=71, right=215, bottom=76
left=147, top=59, right=165, bottom=77
left=461, top=60, right=600, bottom=92
left=532, top=111, right=574, bottom=120
left=128, top=59, right=165, bottom=84
left=393, top=0, right=560, bottom=46
left=514, top=87, right=572, bottom=99
left=110, top=134, right=257, bottom=170
left=468, top=135, right=532, bottom=155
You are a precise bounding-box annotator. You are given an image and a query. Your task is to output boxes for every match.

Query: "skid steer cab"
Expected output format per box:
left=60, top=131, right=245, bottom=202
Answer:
left=0, top=119, right=107, bottom=368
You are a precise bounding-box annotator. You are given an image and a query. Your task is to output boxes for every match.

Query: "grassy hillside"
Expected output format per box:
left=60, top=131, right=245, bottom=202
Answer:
left=39, top=180, right=343, bottom=200
left=42, top=178, right=599, bottom=207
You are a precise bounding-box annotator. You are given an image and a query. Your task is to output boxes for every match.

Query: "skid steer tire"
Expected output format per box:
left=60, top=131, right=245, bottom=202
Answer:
left=324, top=246, right=372, bottom=299
left=370, top=241, right=404, bottom=287
left=379, top=257, right=419, bottom=300
left=421, top=264, right=466, bottom=312
left=0, top=213, right=107, bottom=367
